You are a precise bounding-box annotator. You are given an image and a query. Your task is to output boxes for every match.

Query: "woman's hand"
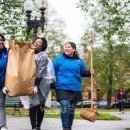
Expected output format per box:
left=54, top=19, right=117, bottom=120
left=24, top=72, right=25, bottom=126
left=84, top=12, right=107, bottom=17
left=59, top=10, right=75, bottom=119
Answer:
left=2, top=86, right=9, bottom=95
left=90, top=69, right=94, bottom=75
left=33, top=86, right=38, bottom=94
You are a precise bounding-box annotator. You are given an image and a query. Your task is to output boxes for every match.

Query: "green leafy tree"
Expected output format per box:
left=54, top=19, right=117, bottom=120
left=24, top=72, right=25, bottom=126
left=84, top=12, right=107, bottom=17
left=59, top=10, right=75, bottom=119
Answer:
left=79, top=0, right=130, bottom=108
left=0, top=0, right=26, bottom=39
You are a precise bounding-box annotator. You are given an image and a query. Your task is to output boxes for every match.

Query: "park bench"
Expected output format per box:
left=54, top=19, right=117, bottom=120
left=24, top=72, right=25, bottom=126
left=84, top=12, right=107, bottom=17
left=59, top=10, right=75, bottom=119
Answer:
left=5, top=97, right=23, bottom=116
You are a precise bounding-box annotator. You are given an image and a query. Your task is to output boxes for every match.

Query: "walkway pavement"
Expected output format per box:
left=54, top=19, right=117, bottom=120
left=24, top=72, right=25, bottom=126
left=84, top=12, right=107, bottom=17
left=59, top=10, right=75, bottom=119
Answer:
left=7, top=112, right=130, bottom=130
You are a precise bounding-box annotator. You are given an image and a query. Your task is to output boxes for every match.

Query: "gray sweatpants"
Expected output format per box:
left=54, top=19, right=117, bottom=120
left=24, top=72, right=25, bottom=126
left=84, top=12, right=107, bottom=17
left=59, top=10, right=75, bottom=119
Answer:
left=0, top=89, right=6, bottom=128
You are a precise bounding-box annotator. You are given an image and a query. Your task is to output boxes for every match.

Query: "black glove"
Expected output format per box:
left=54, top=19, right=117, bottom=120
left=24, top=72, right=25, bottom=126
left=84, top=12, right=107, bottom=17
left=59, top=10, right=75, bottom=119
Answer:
left=35, top=78, right=42, bottom=86
left=81, top=70, right=91, bottom=77
left=50, top=82, right=56, bottom=89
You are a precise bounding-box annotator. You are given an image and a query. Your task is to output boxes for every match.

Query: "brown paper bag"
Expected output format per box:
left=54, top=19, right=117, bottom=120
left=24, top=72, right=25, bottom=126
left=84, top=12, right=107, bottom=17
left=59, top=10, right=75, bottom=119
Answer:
left=5, top=40, right=36, bottom=96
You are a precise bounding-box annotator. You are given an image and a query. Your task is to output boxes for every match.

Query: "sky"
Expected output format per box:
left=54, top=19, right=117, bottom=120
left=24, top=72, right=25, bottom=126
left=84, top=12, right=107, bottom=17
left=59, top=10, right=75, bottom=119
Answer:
left=48, top=0, right=86, bottom=43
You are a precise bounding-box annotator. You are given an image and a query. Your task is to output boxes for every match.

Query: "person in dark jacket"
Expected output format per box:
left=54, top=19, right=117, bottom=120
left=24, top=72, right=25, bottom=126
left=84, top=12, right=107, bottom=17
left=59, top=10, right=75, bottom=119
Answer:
left=53, top=41, right=94, bottom=130
left=117, top=88, right=127, bottom=113
left=0, top=34, right=8, bottom=130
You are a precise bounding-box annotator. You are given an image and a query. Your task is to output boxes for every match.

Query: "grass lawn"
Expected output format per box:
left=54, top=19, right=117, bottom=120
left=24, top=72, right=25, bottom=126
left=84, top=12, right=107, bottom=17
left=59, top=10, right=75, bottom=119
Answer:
left=6, top=107, right=130, bottom=120
left=44, top=112, right=121, bottom=120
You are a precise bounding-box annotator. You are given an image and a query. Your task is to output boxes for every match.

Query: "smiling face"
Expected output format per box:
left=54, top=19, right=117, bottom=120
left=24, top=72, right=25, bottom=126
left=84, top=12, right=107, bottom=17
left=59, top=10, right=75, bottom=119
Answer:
left=33, top=39, right=43, bottom=53
left=64, top=43, right=75, bottom=57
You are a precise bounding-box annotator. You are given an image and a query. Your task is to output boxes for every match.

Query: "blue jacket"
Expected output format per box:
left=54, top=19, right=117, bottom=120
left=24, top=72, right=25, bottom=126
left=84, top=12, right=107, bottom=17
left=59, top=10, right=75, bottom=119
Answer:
left=53, top=54, right=87, bottom=91
left=0, top=51, right=8, bottom=85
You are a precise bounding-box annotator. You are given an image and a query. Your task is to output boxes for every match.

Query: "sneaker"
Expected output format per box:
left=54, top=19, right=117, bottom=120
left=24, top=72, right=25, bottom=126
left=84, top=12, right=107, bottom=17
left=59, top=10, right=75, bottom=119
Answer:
left=37, top=127, right=41, bottom=130
left=63, top=128, right=69, bottom=130
left=63, top=126, right=71, bottom=130
left=122, top=111, right=124, bottom=114
left=1, top=126, right=8, bottom=130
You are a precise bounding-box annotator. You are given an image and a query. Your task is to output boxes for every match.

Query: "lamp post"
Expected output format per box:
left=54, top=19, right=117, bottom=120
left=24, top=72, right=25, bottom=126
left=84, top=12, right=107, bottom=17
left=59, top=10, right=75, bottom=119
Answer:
left=24, top=0, right=47, bottom=41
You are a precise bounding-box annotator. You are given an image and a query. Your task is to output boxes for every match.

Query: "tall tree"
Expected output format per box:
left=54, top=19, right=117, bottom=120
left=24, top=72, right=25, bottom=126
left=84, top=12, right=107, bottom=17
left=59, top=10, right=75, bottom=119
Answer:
left=79, top=0, right=130, bottom=108
left=0, top=0, right=26, bottom=39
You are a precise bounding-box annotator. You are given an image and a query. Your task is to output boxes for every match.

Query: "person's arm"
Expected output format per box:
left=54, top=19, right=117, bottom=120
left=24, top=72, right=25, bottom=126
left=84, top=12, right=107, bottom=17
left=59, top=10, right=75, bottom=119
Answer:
left=80, top=59, right=94, bottom=77
left=35, top=56, right=48, bottom=86
left=124, top=92, right=127, bottom=100
left=52, top=56, right=61, bottom=89
left=53, top=56, right=60, bottom=76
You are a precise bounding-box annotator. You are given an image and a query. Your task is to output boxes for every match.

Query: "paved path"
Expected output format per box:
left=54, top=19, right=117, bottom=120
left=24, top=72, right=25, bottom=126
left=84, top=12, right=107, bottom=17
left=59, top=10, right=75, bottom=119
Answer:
left=7, top=112, right=130, bottom=130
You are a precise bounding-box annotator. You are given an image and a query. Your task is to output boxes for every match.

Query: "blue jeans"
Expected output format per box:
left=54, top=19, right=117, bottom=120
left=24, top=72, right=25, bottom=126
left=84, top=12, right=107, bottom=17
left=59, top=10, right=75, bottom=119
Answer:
left=0, top=89, right=6, bottom=128
left=119, top=101, right=124, bottom=111
left=59, top=100, right=76, bottom=127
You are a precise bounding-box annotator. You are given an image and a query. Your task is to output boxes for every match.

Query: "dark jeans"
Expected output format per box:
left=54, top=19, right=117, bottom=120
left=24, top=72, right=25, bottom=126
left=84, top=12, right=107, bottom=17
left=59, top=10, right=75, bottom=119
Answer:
left=118, top=101, right=125, bottom=111
left=59, top=100, right=76, bottom=128
left=29, top=105, right=44, bottom=129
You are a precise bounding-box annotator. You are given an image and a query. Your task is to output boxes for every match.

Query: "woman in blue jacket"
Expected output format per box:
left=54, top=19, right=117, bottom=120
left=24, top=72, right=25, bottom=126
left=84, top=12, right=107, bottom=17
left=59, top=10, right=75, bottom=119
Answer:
left=53, top=41, right=94, bottom=130
left=0, top=34, right=8, bottom=130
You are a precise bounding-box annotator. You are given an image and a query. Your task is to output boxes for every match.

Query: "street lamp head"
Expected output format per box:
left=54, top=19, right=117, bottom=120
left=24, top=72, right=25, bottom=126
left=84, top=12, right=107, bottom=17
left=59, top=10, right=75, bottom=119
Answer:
left=38, top=0, right=47, bottom=11
left=24, top=0, right=35, bottom=12
left=24, top=0, right=47, bottom=41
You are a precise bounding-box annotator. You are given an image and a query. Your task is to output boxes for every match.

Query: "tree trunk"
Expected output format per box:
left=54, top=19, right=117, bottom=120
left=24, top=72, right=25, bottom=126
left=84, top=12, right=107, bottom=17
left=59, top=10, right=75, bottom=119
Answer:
left=107, top=66, right=113, bottom=108
left=107, top=42, right=113, bottom=108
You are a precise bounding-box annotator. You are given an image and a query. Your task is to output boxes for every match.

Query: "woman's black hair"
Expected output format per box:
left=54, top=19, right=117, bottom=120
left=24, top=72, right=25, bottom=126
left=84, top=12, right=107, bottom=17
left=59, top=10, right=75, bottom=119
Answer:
left=35, top=37, right=47, bottom=51
left=0, top=34, right=5, bottom=41
left=63, top=41, right=79, bottom=59
left=0, top=34, right=7, bottom=53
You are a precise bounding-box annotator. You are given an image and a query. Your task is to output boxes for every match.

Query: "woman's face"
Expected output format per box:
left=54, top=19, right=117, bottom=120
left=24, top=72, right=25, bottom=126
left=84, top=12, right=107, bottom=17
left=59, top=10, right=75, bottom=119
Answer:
left=33, top=39, right=43, bottom=52
left=0, top=36, right=4, bottom=50
left=120, top=88, right=123, bottom=92
left=64, top=43, right=75, bottom=57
